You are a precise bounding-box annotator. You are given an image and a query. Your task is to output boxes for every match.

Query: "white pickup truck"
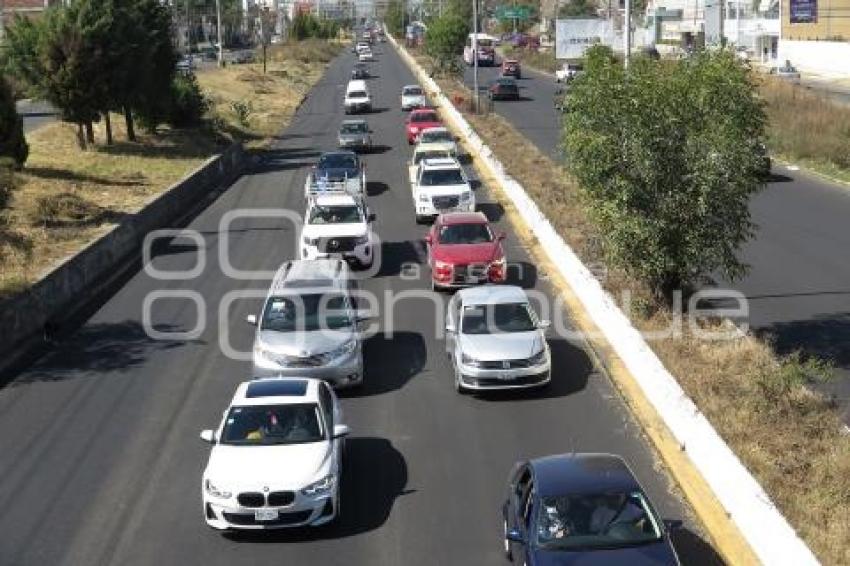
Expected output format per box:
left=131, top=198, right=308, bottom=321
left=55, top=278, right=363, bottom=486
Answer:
left=408, top=142, right=455, bottom=185
left=300, top=194, right=375, bottom=268
left=410, top=157, right=475, bottom=223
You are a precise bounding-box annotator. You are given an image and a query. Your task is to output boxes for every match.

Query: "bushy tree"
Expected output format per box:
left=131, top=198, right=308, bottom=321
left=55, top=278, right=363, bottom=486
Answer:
left=563, top=46, right=767, bottom=298
left=425, top=14, right=469, bottom=74
left=0, top=78, right=28, bottom=168
left=385, top=0, right=405, bottom=36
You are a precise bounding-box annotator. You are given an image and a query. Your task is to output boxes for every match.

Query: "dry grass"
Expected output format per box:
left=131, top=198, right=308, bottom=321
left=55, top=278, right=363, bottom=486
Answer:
left=197, top=40, right=340, bottom=144
left=0, top=40, right=340, bottom=299
left=761, top=77, right=850, bottom=182
left=499, top=45, right=560, bottom=74
left=417, top=53, right=850, bottom=564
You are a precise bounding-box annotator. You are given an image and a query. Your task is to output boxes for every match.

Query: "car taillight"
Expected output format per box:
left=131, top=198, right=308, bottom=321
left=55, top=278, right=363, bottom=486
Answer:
left=489, top=258, right=506, bottom=281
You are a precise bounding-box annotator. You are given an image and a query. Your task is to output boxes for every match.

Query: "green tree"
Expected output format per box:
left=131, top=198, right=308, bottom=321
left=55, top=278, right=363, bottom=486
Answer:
left=37, top=4, right=108, bottom=149
left=385, top=0, right=405, bottom=36
left=558, top=0, right=599, bottom=18
left=425, top=14, right=469, bottom=75
left=563, top=46, right=767, bottom=298
left=0, top=78, right=29, bottom=168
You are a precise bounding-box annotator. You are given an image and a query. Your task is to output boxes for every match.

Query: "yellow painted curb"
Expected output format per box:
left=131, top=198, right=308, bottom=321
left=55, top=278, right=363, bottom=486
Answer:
left=390, top=36, right=762, bottom=566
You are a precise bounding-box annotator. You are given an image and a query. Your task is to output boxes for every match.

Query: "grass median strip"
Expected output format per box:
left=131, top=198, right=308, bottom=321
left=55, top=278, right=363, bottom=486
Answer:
left=0, top=41, right=340, bottom=299
left=409, top=49, right=849, bottom=564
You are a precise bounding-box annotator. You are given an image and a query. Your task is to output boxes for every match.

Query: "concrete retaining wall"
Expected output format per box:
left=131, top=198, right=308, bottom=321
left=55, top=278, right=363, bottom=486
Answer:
left=0, top=143, right=245, bottom=364
left=387, top=33, right=820, bottom=566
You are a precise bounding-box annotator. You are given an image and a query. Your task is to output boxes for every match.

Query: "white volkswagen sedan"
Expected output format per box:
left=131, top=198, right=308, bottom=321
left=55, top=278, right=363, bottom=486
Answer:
left=200, top=378, right=350, bottom=530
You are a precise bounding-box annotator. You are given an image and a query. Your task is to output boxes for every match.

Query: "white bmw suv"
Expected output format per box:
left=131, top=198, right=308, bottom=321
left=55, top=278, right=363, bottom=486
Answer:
left=200, top=378, right=350, bottom=530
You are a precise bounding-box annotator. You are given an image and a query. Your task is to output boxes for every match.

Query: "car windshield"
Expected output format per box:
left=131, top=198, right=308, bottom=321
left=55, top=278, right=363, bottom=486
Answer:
left=404, top=86, right=423, bottom=95
left=261, top=293, right=352, bottom=332
left=340, top=122, right=368, bottom=134
left=411, top=112, right=438, bottom=123
left=349, top=90, right=368, bottom=98
left=420, top=130, right=452, bottom=143
left=438, top=223, right=492, bottom=244
left=414, top=150, right=451, bottom=164
left=220, top=403, right=324, bottom=445
left=308, top=204, right=363, bottom=224
left=461, top=303, right=536, bottom=334
left=318, top=154, right=357, bottom=169
left=420, top=168, right=464, bottom=186
left=535, top=492, right=662, bottom=550
left=477, top=39, right=493, bottom=47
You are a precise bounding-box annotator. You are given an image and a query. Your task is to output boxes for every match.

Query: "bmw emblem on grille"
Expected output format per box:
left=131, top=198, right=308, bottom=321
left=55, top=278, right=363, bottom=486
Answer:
left=329, top=239, right=339, bottom=249
left=263, top=486, right=269, bottom=492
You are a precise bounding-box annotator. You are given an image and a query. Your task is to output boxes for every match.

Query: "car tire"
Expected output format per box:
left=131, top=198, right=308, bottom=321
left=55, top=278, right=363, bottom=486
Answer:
left=503, top=519, right=513, bottom=561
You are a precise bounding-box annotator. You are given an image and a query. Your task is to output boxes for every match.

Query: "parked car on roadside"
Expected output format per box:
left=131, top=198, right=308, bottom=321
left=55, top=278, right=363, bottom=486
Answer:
left=502, top=453, right=682, bottom=565
left=445, top=285, right=551, bottom=392
left=555, top=62, right=583, bottom=83
left=425, top=212, right=506, bottom=291
left=200, top=378, right=350, bottom=530
left=769, top=60, right=801, bottom=81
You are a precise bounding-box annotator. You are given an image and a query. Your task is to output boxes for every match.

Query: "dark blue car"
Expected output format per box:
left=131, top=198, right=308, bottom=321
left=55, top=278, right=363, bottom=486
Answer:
left=502, top=453, right=681, bottom=565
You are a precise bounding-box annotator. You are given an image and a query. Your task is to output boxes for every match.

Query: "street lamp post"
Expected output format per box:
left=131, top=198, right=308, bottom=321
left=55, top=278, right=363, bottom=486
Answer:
left=473, top=0, right=479, bottom=112
left=624, top=0, right=631, bottom=69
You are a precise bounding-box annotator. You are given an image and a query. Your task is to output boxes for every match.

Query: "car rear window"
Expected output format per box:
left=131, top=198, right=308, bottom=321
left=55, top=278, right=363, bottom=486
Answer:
left=412, top=112, right=438, bottom=123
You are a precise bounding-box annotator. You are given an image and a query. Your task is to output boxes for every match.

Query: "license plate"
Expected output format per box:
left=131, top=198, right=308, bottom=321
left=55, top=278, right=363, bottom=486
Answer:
left=254, top=509, right=278, bottom=521
left=498, top=372, right=515, bottom=380
left=465, top=276, right=479, bottom=284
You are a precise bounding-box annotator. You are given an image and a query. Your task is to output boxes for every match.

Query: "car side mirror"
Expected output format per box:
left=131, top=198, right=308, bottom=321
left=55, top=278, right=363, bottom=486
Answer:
left=246, top=314, right=258, bottom=326
left=424, top=233, right=433, bottom=244
left=505, top=528, right=525, bottom=544
left=664, top=519, right=684, bottom=532
left=538, top=320, right=551, bottom=330
left=368, top=212, right=376, bottom=222
left=497, top=232, right=507, bottom=241
left=200, top=429, right=216, bottom=444
left=333, top=424, right=351, bottom=438
left=445, top=321, right=456, bottom=333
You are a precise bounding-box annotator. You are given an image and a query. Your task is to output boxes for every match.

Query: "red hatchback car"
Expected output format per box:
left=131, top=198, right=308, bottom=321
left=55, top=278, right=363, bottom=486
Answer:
left=406, top=108, right=442, bottom=144
left=425, top=212, right=507, bottom=290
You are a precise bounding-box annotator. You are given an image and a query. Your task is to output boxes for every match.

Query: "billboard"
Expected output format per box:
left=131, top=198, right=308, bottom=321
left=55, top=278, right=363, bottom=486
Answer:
left=789, top=0, right=817, bottom=23
left=556, top=19, right=613, bottom=59
left=704, top=0, right=723, bottom=46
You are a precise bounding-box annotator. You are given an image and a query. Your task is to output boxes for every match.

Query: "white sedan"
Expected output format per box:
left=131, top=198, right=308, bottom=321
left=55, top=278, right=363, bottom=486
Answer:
left=200, top=378, right=350, bottom=530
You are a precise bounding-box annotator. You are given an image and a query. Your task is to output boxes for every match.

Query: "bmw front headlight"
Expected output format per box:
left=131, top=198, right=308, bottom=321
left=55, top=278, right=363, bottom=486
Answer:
left=418, top=193, right=429, bottom=202
left=301, top=474, right=336, bottom=497
left=460, top=191, right=472, bottom=202
left=303, top=235, right=319, bottom=246
left=354, top=235, right=369, bottom=245
left=205, top=479, right=232, bottom=499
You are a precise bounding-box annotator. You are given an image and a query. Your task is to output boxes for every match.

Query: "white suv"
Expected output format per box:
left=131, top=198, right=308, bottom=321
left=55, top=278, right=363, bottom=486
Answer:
left=200, top=378, right=350, bottom=530
left=344, top=79, right=372, bottom=114
left=301, top=194, right=374, bottom=268
left=411, top=157, right=475, bottom=223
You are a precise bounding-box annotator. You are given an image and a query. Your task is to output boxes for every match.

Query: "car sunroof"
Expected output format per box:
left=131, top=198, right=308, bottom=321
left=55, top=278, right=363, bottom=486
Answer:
left=246, top=380, right=308, bottom=398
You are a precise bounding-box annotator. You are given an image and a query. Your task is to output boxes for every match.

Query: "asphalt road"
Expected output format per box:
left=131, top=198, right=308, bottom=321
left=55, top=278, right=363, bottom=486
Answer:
left=464, top=59, right=850, bottom=423
left=0, top=47, right=721, bottom=565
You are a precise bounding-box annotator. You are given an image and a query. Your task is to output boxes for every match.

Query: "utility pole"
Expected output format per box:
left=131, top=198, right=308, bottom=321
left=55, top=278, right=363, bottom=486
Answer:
left=216, top=0, right=224, bottom=66
left=624, top=0, right=631, bottom=69
left=185, top=0, right=191, bottom=56
left=473, top=0, right=479, bottom=111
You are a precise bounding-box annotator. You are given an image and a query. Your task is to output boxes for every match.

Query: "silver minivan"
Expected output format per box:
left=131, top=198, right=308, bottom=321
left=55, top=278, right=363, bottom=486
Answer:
left=446, top=285, right=551, bottom=393
left=248, top=259, right=365, bottom=388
